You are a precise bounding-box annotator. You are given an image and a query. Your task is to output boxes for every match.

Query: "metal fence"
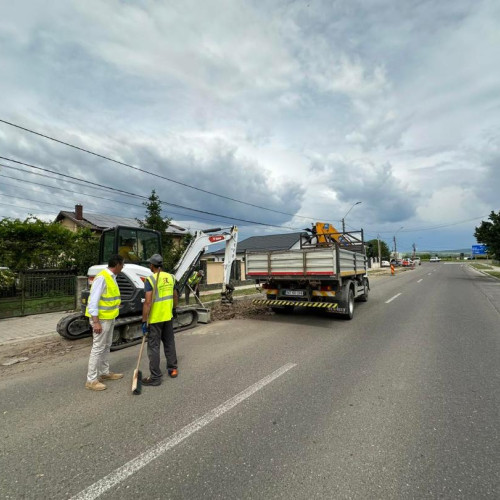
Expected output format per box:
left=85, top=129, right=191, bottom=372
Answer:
left=0, top=269, right=76, bottom=319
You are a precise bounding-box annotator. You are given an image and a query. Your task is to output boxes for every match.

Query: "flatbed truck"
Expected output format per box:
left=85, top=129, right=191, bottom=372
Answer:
left=246, top=223, right=369, bottom=319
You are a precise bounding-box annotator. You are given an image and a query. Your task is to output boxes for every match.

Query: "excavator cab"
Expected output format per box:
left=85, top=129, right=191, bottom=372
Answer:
left=100, top=226, right=162, bottom=266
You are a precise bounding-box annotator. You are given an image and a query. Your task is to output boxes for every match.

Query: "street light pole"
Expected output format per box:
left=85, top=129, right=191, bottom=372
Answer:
left=393, top=226, right=404, bottom=261
left=341, top=201, right=361, bottom=233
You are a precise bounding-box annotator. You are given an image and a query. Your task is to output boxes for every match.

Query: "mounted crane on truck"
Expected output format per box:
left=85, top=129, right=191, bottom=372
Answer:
left=248, top=222, right=368, bottom=319
left=57, top=225, right=238, bottom=349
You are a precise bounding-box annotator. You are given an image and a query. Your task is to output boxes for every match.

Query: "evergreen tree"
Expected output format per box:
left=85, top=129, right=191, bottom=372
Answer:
left=137, top=189, right=191, bottom=269
left=474, top=210, right=500, bottom=259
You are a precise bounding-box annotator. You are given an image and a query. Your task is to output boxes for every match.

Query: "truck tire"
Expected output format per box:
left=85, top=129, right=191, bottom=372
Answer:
left=358, top=278, right=369, bottom=302
left=342, top=288, right=355, bottom=320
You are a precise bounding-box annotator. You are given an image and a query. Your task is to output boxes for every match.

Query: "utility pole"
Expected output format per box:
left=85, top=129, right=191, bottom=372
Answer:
left=393, top=226, right=404, bottom=261
left=377, top=234, right=382, bottom=266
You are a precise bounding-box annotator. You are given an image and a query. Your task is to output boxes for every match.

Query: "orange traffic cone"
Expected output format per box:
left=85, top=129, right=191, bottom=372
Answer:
left=391, top=263, right=395, bottom=276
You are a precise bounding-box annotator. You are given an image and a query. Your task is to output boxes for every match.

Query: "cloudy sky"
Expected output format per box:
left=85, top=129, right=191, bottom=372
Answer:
left=1, top=0, right=499, bottom=253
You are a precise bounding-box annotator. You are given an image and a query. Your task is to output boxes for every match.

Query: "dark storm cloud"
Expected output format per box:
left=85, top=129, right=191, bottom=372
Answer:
left=311, top=156, right=419, bottom=223
left=0, top=122, right=305, bottom=227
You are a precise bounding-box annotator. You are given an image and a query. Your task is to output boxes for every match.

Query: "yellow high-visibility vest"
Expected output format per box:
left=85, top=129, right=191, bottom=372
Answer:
left=85, top=270, right=121, bottom=320
left=147, top=272, right=175, bottom=324
left=188, top=271, right=202, bottom=286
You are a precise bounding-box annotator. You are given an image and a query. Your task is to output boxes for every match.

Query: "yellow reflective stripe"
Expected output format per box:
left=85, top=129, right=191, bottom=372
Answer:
left=153, top=295, right=173, bottom=303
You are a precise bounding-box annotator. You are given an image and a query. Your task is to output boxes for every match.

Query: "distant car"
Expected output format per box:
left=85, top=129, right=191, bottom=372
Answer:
left=430, top=256, right=441, bottom=262
left=402, top=258, right=413, bottom=267
left=381, top=260, right=390, bottom=267
left=413, top=257, right=421, bottom=265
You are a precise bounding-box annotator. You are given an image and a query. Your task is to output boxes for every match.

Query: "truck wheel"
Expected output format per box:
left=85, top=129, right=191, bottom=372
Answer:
left=342, top=289, right=355, bottom=320
left=358, top=279, right=369, bottom=302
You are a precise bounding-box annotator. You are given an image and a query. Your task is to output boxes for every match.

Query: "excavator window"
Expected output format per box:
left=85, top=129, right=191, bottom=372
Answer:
left=100, top=227, right=162, bottom=266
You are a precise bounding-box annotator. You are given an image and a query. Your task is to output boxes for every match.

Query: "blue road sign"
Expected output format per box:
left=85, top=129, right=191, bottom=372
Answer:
left=472, top=244, right=487, bottom=255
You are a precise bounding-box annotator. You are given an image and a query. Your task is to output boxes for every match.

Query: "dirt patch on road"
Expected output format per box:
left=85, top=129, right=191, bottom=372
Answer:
left=210, top=297, right=272, bottom=322
left=0, top=336, right=90, bottom=375
left=0, top=297, right=269, bottom=375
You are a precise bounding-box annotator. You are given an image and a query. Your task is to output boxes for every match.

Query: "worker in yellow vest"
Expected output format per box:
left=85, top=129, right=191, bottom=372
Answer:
left=141, top=254, right=179, bottom=386
left=185, top=269, right=204, bottom=304
left=84, top=254, right=124, bottom=391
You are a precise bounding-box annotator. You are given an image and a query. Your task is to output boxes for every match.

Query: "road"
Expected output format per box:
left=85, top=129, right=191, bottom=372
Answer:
left=1, top=263, right=498, bottom=499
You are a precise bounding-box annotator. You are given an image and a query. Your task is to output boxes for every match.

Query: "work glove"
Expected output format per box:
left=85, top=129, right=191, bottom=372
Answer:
left=172, top=308, right=178, bottom=319
left=141, top=322, right=149, bottom=336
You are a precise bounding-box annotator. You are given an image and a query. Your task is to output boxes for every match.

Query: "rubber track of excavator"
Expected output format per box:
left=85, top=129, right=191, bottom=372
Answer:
left=56, top=308, right=199, bottom=350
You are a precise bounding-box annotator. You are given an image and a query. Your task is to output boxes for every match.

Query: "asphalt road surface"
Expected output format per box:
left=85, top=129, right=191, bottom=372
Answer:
left=1, top=263, right=498, bottom=499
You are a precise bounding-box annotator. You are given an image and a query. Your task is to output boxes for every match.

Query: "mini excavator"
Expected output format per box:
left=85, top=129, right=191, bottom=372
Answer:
left=57, top=225, right=238, bottom=349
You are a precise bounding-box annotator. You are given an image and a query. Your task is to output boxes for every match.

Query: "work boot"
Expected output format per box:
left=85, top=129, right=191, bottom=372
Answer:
left=99, top=372, right=124, bottom=381
left=142, top=376, right=161, bottom=386
left=85, top=380, right=107, bottom=391
left=168, top=369, right=178, bottom=378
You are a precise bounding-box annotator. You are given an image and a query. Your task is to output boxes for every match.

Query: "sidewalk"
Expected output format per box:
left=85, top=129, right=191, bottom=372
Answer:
left=0, top=310, right=68, bottom=345
left=0, top=285, right=260, bottom=346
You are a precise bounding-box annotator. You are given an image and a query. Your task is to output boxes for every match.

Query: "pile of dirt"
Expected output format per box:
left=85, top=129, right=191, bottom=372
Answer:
left=210, top=297, right=272, bottom=322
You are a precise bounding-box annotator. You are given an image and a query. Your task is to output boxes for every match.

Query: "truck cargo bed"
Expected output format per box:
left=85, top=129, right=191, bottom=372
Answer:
left=246, top=247, right=367, bottom=280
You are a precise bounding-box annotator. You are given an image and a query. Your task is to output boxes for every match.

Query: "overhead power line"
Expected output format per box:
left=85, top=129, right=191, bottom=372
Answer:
left=0, top=172, right=251, bottom=227
left=0, top=201, right=63, bottom=215
left=0, top=118, right=316, bottom=221
left=0, top=157, right=299, bottom=230
left=0, top=199, right=213, bottom=232
left=0, top=175, right=144, bottom=209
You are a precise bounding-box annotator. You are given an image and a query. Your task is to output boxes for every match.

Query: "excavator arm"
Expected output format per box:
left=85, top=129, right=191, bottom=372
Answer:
left=173, top=226, right=238, bottom=302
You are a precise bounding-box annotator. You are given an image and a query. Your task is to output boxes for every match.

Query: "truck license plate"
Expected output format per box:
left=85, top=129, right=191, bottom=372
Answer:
left=285, top=290, right=304, bottom=296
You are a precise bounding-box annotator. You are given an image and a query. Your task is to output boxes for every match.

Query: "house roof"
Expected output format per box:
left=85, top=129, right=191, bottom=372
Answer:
left=207, top=232, right=303, bottom=255
left=55, top=210, right=187, bottom=234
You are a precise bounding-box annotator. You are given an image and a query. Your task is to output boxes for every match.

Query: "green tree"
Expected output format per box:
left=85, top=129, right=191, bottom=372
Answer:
left=0, top=217, right=100, bottom=274
left=137, top=189, right=190, bottom=269
left=0, top=216, right=74, bottom=271
left=366, top=239, right=391, bottom=259
left=69, top=228, right=100, bottom=275
left=474, top=210, right=500, bottom=259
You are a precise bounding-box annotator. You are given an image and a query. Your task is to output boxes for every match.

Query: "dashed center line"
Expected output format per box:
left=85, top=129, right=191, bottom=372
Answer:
left=385, top=293, right=402, bottom=304
left=417, top=279, right=423, bottom=283
left=71, top=362, right=297, bottom=500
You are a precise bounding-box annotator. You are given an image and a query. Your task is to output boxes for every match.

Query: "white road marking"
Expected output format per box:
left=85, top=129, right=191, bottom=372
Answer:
left=428, top=273, right=432, bottom=275
left=71, top=362, right=297, bottom=500
left=385, top=293, right=402, bottom=304
left=417, top=279, right=423, bottom=283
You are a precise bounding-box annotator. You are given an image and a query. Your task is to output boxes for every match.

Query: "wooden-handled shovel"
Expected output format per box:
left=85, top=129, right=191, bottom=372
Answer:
left=132, top=270, right=159, bottom=395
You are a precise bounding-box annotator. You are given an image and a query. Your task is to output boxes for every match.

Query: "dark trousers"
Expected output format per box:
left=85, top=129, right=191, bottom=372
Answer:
left=147, top=320, right=177, bottom=381
left=185, top=284, right=199, bottom=304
